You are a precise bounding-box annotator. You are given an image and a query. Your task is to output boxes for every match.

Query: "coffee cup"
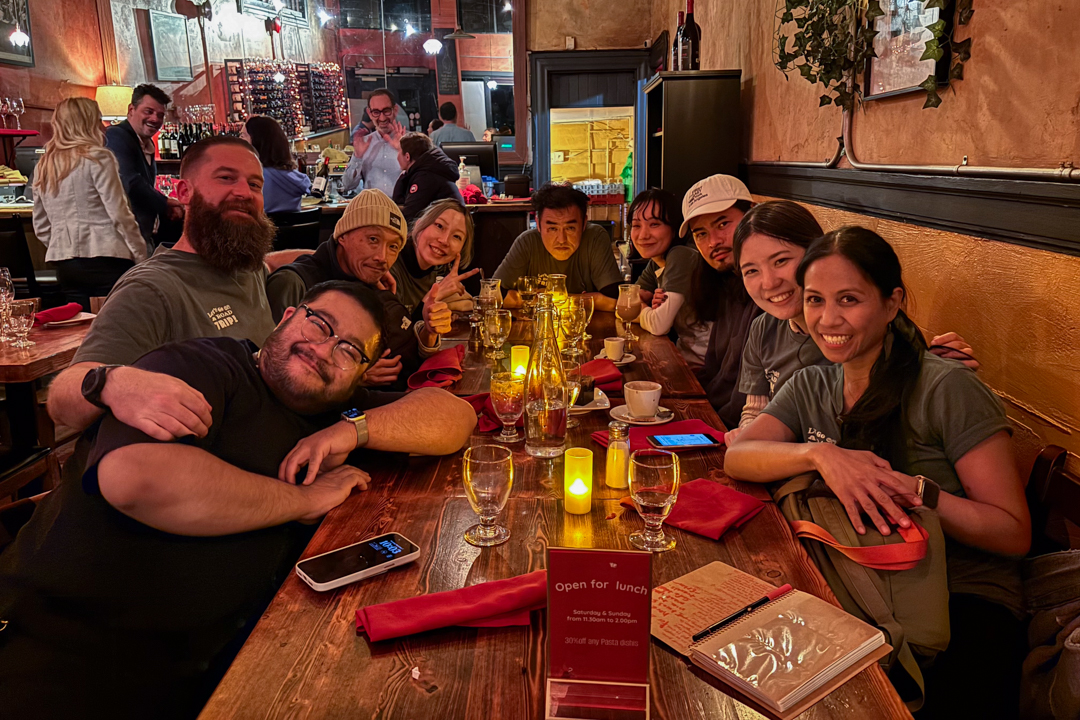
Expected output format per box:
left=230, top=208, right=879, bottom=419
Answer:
left=624, top=381, right=661, bottom=420
left=604, top=337, right=626, bottom=362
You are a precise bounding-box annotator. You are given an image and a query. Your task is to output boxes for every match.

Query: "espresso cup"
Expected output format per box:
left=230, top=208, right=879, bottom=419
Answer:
left=624, top=381, right=662, bottom=420
left=604, top=336, right=626, bottom=362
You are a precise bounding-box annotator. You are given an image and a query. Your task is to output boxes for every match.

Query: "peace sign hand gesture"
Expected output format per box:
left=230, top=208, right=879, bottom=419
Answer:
left=422, top=255, right=481, bottom=336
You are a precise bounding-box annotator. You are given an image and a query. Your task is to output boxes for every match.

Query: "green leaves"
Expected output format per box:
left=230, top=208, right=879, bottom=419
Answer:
left=949, top=62, right=964, bottom=81
left=919, top=74, right=942, bottom=108
left=820, top=94, right=834, bottom=107
left=864, top=0, right=884, bottom=22
left=923, top=0, right=947, bottom=10
left=952, top=37, right=972, bottom=62
left=920, top=38, right=944, bottom=62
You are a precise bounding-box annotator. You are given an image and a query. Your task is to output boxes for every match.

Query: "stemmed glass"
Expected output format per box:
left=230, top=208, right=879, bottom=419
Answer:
left=8, top=300, right=37, bottom=348
left=9, top=98, right=24, bottom=130
left=578, top=294, right=596, bottom=345
left=616, top=283, right=642, bottom=348
left=628, top=449, right=681, bottom=552
left=563, top=359, right=582, bottom=429
left=490, top=372, right=524, bottom=442
left=558, top=298, right=587, bottom=361
left=0, top=268, right=14, bottom=343
left=518, top=276, right=539, bottom=319
left=462, top=444, right=514, bottom=547
left=0, top=98, right=9, bottom=129
left=547, top=273, right=569, bottom=311
left=484, top=309, right=512, bottom=360
left=479, top=278, right=502, bottom=309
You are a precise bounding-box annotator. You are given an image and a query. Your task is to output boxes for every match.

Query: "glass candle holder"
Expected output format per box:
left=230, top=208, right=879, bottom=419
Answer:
left=563, top=448, right=593, bottom=515
left=511, top=345, right=529, bottom=377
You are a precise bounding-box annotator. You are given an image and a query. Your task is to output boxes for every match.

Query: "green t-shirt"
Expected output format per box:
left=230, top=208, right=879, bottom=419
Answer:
left=762, top=352, right=1022, bottom=613
left=738, top=313, right=829, bottom=398
left=492, top=223, right=623, bottom=293
left=73, top=247, right=276, bottom=366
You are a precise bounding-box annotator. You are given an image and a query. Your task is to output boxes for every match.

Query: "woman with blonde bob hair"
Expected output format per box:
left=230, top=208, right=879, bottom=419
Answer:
left=33, top=97, right=147, bottom=310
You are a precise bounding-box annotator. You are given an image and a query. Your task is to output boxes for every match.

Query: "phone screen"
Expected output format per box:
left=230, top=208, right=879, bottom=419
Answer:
left=651, top=433, right=719, bottom=447
left=297, top=534, right=418, bottom=585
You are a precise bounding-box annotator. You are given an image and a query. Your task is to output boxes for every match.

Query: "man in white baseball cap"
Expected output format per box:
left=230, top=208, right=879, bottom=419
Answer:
left=680, top=174, right=754, bottom=273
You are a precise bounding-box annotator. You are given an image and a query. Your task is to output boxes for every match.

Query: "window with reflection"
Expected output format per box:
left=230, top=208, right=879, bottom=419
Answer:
left=339, top=0, right=431, bottom=32
left=459, top=0, right=513, bottom=34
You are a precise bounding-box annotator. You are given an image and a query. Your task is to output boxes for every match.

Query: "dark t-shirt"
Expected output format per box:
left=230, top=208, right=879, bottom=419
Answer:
left=700, top=273, right=762, bottom=430
left=0, top=337, right=380, bottom=719
left=738, top=313, right=829, bottom=398
left=492, top=224, right=623, bottom=293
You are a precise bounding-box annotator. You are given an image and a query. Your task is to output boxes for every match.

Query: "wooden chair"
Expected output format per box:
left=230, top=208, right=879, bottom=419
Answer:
left=1026, top=445, right=1080, bottom=554
left=269, top=209, right=322, bottom=251
left=0, top=491, right=48, bottom=552
left=0, top=217, right=61, bottom=303
left=0, top=447, right=56, bottom=505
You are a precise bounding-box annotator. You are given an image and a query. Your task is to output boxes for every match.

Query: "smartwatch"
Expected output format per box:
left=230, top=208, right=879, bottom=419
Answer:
left=341, top=408, right=369, bottom=449
left=81, top=364, right=123, bottom=409
left=914, top=475, right=941, bottom=509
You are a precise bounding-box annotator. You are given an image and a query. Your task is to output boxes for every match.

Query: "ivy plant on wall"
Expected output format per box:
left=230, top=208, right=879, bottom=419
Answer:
left=774, top=0, right=973, bottom=110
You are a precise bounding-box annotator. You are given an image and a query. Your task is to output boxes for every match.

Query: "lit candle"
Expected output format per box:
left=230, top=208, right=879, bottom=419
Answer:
left=511, top=345, right=529, bottom=377
left=564, top=448, right=593, bottom=515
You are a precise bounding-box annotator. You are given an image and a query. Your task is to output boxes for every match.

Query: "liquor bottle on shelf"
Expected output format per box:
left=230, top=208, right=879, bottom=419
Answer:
left=679, top=0, right=701, bottom=71
left=672, top=11, right=685, bottom=71
left=310, top=157, right=330, bottom=199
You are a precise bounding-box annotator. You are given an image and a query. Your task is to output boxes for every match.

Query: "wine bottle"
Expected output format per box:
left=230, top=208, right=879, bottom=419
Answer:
left=311, top=157, right=330, bottom=198
left=681, top=0, right=701, bottom=71
left=169, top=125, right=179, bottom=159
left=672, top=11, right=685, bottom=71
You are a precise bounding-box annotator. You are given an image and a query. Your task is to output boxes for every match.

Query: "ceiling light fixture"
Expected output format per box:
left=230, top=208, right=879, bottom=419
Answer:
left=423, top=38, right=443, bottom=54
left=487, top=80, right=498, bottom=89
left=273, top=71, right=286, bottom=83
left=9, top=23, right=30, bottom=48
left=443, top=27, right=475, bottom=40
left=317, top=8, right=332, bottom=25
left=503, top=1, right=512, bottom=11
left=405, top=21, right=416, bottom=36
left=271, top=0, right=285, bottom=12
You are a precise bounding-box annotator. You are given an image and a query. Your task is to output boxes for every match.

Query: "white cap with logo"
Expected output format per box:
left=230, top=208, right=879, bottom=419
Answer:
left=679, top=175, right=753, bottom=237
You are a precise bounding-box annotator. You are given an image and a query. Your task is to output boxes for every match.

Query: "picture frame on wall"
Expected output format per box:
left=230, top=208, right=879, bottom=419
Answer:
left=149, top=10, right=193, bottom=82
left=0, top=0, right=34, bottom=67
left=864, top=0, right=951, bottom=100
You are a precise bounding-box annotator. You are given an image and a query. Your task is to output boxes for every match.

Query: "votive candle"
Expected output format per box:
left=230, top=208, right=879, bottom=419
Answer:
left=563, top=448, right=593, bottom=515
left=511, top=345, right=529, bottom=377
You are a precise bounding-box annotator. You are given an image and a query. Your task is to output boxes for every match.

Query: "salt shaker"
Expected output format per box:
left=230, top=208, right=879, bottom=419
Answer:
left=605, top=420, right=631, bottom=489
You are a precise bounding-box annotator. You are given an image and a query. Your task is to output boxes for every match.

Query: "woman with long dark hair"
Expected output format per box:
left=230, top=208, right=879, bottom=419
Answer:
left=727, top=201, right=975, bottom=441
left=628, top=188, right=712, bottom=368
left=725, top=226, right=1029, bottom=719
left=241, top=115, right=310, bottom=213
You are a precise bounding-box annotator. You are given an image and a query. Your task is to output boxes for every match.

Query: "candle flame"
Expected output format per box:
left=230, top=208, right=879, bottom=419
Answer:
left=514, top=365, right=527, bottom=377
left=568, top=478, right=589, bottom=495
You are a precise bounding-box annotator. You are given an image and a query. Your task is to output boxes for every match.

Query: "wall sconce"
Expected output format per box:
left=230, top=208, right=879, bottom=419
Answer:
left=423, top=38, right=443, bottom=55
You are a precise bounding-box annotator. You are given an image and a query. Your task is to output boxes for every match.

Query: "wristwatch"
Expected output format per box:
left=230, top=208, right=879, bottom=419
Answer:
left=341, top=408, right=369, bottom=449
left=81, top=364, right=123, bottom=409
left=914, top=475, right=941, bottom=509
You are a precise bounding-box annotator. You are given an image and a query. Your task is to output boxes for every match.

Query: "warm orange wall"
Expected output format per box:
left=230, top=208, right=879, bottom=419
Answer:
left=528, top=0, right=653, bottom=51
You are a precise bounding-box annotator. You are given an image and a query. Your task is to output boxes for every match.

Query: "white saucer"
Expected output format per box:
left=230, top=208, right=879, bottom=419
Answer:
left=596, top=350, right=637, bottom=366
left=569, top=388, right=610, bottom=415
left=44, top=311, right=96, bottom=328
left=609, top=405, right=675, bottom=426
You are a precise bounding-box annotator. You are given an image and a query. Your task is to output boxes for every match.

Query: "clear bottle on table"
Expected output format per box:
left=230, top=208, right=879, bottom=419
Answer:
left=605, top=421, right=631, bottom=489
left=525, top=293, right=568, bottom=458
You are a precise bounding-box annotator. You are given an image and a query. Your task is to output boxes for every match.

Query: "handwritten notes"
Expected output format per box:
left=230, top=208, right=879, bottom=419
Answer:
left=651, top=562, right=776, bottom=656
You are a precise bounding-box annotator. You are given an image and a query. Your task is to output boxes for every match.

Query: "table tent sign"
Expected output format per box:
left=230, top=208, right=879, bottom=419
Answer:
left=546, top=547, right=653, bottom=720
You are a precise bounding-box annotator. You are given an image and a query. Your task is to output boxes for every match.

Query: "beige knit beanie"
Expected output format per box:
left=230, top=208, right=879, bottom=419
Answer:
left=332, top=188, right=407, bottom=244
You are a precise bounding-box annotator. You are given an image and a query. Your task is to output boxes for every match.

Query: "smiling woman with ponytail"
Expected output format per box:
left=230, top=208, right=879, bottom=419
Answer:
left=725, top=225, right=1031, bottom=719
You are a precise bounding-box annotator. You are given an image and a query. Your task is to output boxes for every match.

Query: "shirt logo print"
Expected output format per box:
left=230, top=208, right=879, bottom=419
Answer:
left=765, top=369, right=781, bottom=394
left=207, top=305, right=238, bottom=330
left=806, top=427, right=837, bottom=445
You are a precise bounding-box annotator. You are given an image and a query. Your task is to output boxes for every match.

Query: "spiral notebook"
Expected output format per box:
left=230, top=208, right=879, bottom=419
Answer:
left=652, top=563, right=889, bottom=720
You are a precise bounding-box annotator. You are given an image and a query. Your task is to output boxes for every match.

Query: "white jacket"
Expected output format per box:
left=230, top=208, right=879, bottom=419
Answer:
left=32, top=150, right=148, bottom=264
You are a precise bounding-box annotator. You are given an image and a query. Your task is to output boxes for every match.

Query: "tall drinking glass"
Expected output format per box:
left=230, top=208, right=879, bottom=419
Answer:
left=578, top=294, right=596, bottom=345
left=616, top=284, right=642, bottom=347
left=8, top=300, right=37, bottom=349
left=479, top=278, right=502, bottom=309
left=563, top=359, right=582, bottom=429
left=628, top=449, right=681, bottom=552
left=490, top=372, right=524, bottom=442
left=462, top=444, right=514, bottom=546
left=484, top=309, right=512, bottom=359
left=518, top=276, right=539, bottom=318
left=0, top=268, right=14, bottom=343
left=547, top=274, right=569, bottom=311
left=558, top=299, right=587, bottom=361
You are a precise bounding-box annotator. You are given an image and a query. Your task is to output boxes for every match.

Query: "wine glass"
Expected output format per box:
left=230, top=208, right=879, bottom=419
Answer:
left=0, top=268, right=14, bottom=343
left=518, top=276, right=539, bottom=319
left=8, top=299, right=37, bottom=349
left=462, top=444, right=514, bottom=547
left=490, top=372, right=524, bottom=443
left=479, top=278, right=502, bottom=309
left=547, top=273, right=569, bottom=311
left=578, top=294, right=596, bottom=345
left=562, top=359, right=582, bottom=429
left=616, top=284, right=642, bottom=348
left=10, top=98, right=24, bottom=130
left=0, top=98, right=9, bottom=129
left=484, top=309, right=512, bottom=360
left=628, top=449, right=681, bottom=552
left=558, top=298, right=587, bottom=361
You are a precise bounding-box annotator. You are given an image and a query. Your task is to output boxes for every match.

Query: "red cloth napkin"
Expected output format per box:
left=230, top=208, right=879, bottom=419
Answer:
left=355, top=570, right=547, bottom=642
left=581, top=358, right=622, bottom=392
left=32, top=302, right=81, bottom=326
left=620, top=479, right=764, bottom=540
left=461, top=184, right=489, bottom=205
left=591, top=418, right=726, bottom=451
left=464, top=393, right=524, bottom=432
left=407, top=344, right=466, bottom=390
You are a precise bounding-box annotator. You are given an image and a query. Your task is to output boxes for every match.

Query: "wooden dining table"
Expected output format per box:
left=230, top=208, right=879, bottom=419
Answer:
left=199, top=312, right=911, bottom=720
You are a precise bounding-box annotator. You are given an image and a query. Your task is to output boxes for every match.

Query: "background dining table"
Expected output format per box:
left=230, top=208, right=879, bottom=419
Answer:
left=198, top=311, right=911, bottom=720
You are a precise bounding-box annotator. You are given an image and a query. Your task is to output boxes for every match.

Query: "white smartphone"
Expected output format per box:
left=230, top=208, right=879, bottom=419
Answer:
left=295, top=532, right=420, bottom=592
left=645, top=432, right=724, bottom=450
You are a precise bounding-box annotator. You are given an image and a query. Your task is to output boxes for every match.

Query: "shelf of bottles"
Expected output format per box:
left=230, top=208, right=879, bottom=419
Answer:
left=307, top=62, right=348, bottom=134
left=243, top=58, right=305, bottom=137
left=156, top=105, right=244, bottom=162
left=221, top=58, right=347, bottom=142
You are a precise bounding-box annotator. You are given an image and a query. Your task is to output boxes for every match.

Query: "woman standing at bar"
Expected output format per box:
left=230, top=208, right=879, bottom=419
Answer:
left=241, top=115, right=311, bottom=214
left=32, top=97, right=147, bottom=310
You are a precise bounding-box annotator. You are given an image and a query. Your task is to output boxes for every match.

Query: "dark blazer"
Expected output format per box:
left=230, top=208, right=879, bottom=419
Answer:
left=392, top=147, right=463, bottom=225
left=105, top=120, right=167, bottom=249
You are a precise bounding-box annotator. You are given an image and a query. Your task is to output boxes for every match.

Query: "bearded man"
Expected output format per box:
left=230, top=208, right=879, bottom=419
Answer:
left=48, top=136, right=283, bottom=438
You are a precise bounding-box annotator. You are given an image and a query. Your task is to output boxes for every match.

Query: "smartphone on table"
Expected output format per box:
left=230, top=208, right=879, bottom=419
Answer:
left=645, top=432, right=724, bottom=451
left=296, top=532, right=420, bottom=592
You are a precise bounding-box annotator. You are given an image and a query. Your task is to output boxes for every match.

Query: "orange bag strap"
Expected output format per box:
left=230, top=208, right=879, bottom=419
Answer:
left=789, top=518, right=928, bottom=571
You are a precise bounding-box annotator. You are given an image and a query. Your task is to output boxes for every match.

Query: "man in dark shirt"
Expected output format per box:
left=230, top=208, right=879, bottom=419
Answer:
left=105, top=84, right=184, bottom=251
left=0, top=281, right=477, bottom=719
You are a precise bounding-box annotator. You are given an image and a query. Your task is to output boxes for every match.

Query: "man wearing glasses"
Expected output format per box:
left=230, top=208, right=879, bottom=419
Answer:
left=0, top=280, right=478, bottom=718
left=341, top=89, right=408, bottom=196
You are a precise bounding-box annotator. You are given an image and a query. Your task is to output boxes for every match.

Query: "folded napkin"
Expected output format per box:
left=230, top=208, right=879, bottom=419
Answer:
left=581, top=358, right=622, bottom=392
left=32, top=302, right=81, bottom=326
left=407, top=344, right=466, bottom=390
left=620, top=478, right=764, bottom=540
left=464, top=392, right=524, bottom=432
left=356, top=570, right=548, bottom=642
left=592, top=418, right=726, bottom=452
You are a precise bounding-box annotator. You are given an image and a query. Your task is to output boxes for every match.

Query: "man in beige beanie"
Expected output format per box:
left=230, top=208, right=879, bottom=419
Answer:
left=266, top=189, right=442, bottom=390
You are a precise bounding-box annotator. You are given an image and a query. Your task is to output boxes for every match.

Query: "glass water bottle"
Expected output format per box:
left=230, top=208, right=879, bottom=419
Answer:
left=525, top=293, right=568, bottom=458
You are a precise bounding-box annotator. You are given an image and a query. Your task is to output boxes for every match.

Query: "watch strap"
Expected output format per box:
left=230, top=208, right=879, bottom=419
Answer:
left=82, top=364, right=122, bottom=409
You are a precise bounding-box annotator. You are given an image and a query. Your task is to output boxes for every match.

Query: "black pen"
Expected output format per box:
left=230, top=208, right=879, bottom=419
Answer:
left=691, top=584, right=793, bottom=643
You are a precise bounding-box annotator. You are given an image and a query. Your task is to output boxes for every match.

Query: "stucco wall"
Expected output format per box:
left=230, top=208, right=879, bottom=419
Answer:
left=528, top=0, right=653, bottom=51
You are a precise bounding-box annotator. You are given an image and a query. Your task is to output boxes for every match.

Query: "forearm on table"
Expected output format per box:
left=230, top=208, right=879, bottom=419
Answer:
left=47, top=362, right=106, bottom=431
left=724, top=440, right=818, bottom=482
left=365, top=387, right=477, bottom=455
left=502, top=289, right=523, bottom=308
left=588, top=293, right=616, bottom=312
left=639, top=292, right=684, bottom=335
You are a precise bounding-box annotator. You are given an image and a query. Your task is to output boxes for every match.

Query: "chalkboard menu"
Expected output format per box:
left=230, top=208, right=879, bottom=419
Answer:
left=434, top=29, right=460, bottom=95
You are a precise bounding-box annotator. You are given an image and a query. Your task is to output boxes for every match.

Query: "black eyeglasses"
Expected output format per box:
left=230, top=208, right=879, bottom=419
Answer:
left=367, top=106, right=394, bottom=118
left=298, top=305, right=370, bottom=371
